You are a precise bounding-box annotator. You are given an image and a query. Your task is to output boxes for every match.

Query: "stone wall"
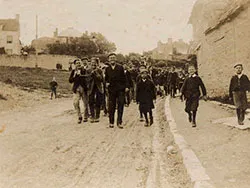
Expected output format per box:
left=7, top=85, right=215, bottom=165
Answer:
left=197, top=4, right=250, bottom=97
left=0, top=54, right=75, bottom=70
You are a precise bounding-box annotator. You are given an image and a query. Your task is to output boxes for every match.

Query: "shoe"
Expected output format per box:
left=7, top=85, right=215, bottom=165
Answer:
left=95, top=118, right=100, bottom=122
left=117, top=123, right=124, bottom=129
left=109, top=124, right=114, bottom=128
left=192, top=122, right=197, bottom=127
left=78, top=117, right=82, bottom=124
left=140, top=117, right=144, bottom=122
left=144, top=122, right=149, bottom=127
left=238, top=120, right=244, bottom=125
left=90, top=118, right=95, bottom=123
left=83, top=118, right=88, bottom=122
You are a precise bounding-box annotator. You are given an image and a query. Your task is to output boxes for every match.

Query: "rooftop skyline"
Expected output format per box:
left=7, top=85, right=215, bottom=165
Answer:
left=0, top=0, right=197, bottom=54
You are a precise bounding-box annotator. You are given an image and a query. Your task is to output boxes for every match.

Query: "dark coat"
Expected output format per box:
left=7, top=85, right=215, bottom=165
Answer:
left=229, top=74, right=250, bottom=98
left=69, top=69, right=86, bottom=93
left=181, top=75, right=207, bottom=99
left=136, top=78, right=156, bottom=113
left=86, top=68, right=104, bottom=95
left=105, top=63, right=128, bottom=93
left=125, top=70, right=133, bottom=88
left=49, top=81, right=58, bottom=89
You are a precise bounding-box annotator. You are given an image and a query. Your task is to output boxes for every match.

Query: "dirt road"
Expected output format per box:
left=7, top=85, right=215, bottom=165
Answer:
left=0, top=98, right=191, bottom=188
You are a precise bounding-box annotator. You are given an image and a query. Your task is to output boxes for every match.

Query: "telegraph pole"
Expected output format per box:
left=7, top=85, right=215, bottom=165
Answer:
left=35, top=15, right=38, bottom=68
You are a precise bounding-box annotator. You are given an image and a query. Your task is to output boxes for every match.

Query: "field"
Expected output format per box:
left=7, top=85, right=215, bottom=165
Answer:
left=0, top=66, right=72, bottom=96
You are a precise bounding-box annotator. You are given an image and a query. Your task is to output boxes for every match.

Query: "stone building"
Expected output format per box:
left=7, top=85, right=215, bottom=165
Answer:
left=151, top=38, right=190, bottom=60
left=189, top=0, right=250, bottom=97
left=32, top=27, right=82, bottom=53
left=0, top=14, right=21, bottom=55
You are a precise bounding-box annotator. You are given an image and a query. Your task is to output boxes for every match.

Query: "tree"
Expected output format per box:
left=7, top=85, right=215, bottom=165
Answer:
left=47, top=32, right=116, bottom=56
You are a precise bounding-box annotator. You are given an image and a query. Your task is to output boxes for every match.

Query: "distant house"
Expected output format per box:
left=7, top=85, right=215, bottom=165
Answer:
left=0, top=14, right=21, bottom=55
left=150, top=38, right=190, bottom=60
left=189, top=0, right=250, bottom=97
left=32, top=27, right=82, bottom=53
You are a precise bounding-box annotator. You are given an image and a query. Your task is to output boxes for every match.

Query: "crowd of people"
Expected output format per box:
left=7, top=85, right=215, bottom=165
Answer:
left=66, top=52, right=250, bottom=128
left=67, top=53, right=207, bottom=128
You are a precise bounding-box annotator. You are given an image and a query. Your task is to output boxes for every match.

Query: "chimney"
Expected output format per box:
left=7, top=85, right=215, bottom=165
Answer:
left=54, top=28, right=58, bottom=37
left=15, top=14, right=20, bottom=21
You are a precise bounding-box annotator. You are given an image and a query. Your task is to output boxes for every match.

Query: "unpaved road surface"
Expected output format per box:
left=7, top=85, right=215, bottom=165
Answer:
left=0, top=98, right=191, bottom=188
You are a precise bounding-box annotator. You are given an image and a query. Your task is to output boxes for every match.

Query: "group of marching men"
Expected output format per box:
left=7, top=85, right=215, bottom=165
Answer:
left=68, top=53, right=194, bottom=128
left=68, top=52, right=250, bottom=128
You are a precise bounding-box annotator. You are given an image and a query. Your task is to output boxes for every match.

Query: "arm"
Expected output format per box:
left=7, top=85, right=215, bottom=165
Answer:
left=69, top=70, right=75, bottom=83
left=229, top=77, right=233, bottom=99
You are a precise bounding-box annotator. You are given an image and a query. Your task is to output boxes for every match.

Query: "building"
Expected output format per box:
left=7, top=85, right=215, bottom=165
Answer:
left=150, top=38, right=190, bottom=60
left=32, top=27, right=82, bottom=53
left=0, top=14, right=21, bottom=55
left=189, top=0, right=250, bottom=97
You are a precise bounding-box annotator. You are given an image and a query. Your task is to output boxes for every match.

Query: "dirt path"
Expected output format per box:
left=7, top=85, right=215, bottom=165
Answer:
left=0, top=98, right=191, bottom=188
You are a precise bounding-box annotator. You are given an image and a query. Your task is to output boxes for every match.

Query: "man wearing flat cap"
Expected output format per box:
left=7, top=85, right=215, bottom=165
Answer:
left=229, top=63, right=250, bottom=125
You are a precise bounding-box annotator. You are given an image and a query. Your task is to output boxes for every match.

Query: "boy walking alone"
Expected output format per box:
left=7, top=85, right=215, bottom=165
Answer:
left=180, top=65, right=207, bottom=127
left=136, top=69, right=156, bottom=127
left=229, top=63, right=250, bottom=125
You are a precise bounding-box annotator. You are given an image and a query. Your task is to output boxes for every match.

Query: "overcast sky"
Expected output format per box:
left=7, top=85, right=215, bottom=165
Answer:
left=0, top=0, right=196, bottom=54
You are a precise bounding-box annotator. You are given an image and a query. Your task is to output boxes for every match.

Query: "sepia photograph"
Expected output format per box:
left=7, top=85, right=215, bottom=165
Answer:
left=0, top=0, right=250, bottom=187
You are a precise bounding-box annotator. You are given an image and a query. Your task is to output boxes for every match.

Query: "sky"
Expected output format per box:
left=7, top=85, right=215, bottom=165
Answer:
left=0, top=0, right=196, bottom=54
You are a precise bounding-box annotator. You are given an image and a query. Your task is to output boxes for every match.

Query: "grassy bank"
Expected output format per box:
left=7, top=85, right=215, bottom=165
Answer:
left=0, top=66, right=72, bottom=96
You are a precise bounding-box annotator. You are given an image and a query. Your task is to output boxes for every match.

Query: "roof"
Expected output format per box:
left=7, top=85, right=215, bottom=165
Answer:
left=205, top=0, right=250, bottom=34
left=188, top=0, right=230, bottom=24
left=0, top=19, right=19, bottom=31
left=58, top=27, right=82, bottom=37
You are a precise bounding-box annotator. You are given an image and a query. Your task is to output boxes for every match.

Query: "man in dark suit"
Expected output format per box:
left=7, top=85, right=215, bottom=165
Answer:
left=105, top=53, right=129, bottom=129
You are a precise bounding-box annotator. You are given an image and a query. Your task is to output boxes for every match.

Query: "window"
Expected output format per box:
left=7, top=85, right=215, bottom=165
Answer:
left=7, top=36, right=13, bottom=44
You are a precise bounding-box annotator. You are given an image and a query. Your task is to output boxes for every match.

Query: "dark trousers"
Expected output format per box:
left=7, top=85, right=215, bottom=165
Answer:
left=143, top=109, right=153, bottom=123
left=125, top=90, right=130, bottom=106
left=108, top=90, right=125, bottom=124
left=236, top=109, right=246, bottom=122
left=51, top=88, right=57, bottom=99
left=89, top=87, right=103, bottom=119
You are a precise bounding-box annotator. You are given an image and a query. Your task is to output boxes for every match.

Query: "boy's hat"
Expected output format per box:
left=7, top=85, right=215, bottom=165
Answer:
left=234, top=63, right=243, bottom=68
left=140, top=68, right=148, bottom=73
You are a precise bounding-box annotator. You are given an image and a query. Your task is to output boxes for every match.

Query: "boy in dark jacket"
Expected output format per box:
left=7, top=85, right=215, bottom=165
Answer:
left=180, top=65, right=207, bottom=127
left=229, top=63, right=250, bottom=125
left=136, top=69, right=156, bottom=127
left=49, top=77, right=58, bottom=99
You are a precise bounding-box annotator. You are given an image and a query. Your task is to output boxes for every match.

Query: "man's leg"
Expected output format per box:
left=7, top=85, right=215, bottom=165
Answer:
left=73, top=92, right=82, bottom=123
left=108, top=92, right=116, bottom=127
left=82, top=91, right=89, bottom=122
left=117, top=91, right=125, bottom=126
left=88, top=90, right=95, bottom=123
left=149, top=109, right=153, bottom=125
left=192, top=111, right=197, bottom=127
left=143, top=112, right=149, bottom=126
left=95, top=91, right=102, bottom=122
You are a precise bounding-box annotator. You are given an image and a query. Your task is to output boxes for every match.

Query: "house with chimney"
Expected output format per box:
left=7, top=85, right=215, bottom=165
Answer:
left=0, top=14, right=21, bottom=55
left=32, top=27, right=82, bottom=54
